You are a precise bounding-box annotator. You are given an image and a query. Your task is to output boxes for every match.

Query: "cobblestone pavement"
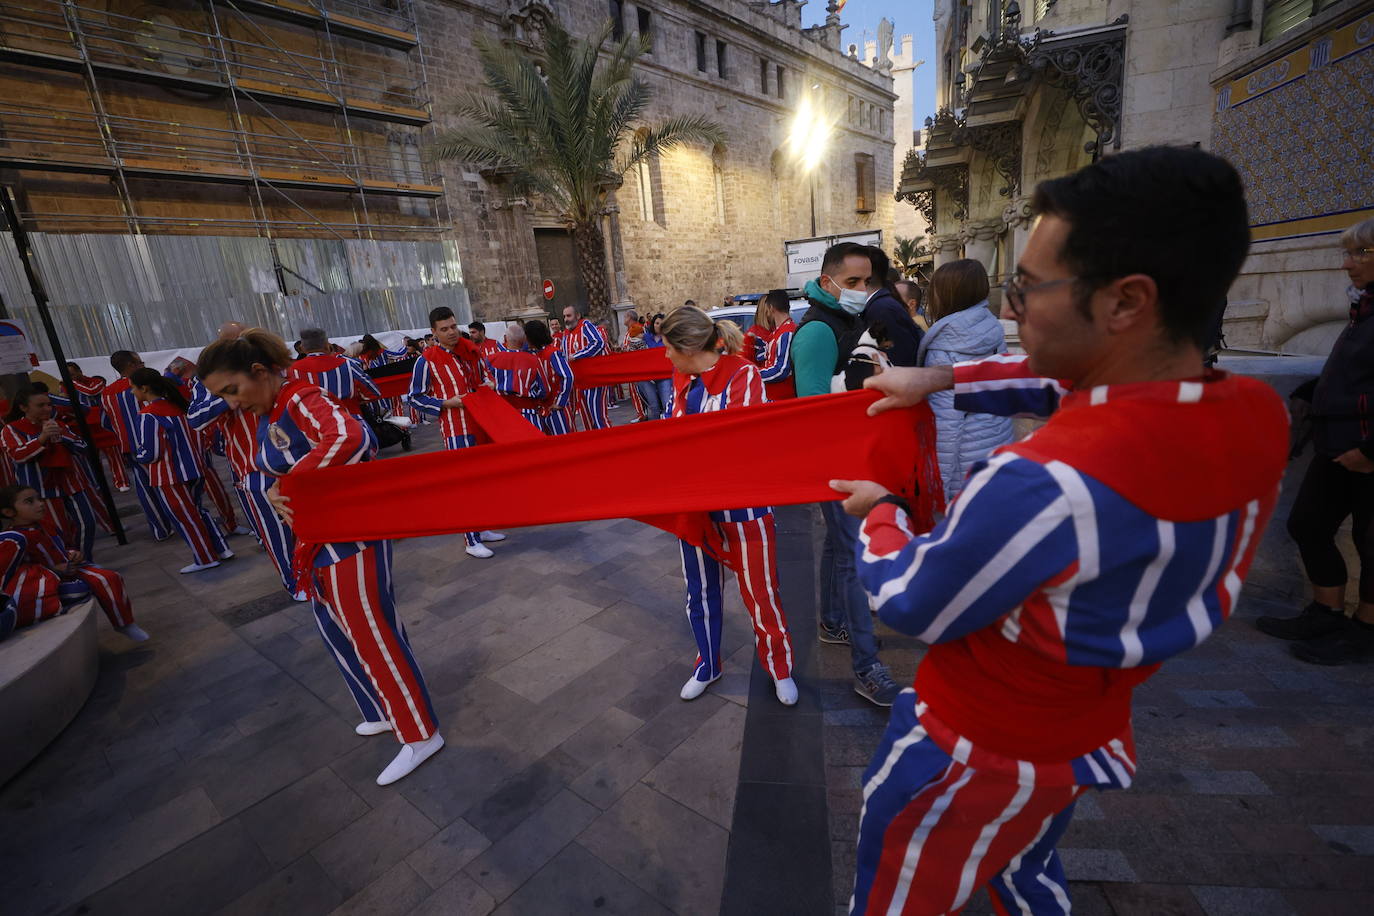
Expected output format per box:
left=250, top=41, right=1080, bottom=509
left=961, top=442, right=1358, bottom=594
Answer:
left=819, top=450, right=1374, bottom=916
left=0, top=402, right=766, bottom=915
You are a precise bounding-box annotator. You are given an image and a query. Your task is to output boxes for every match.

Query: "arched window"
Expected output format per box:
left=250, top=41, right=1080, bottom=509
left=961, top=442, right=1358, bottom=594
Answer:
left=633, top=128, right=665, bottom=226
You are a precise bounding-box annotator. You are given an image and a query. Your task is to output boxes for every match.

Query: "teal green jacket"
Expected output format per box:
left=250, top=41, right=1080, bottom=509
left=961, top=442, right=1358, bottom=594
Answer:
left=792, top=311, right=841, bottom=398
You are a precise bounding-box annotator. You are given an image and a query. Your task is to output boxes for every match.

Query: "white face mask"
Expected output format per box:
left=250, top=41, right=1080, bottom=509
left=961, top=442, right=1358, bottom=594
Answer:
left=837, top=287, right=868, bottom=315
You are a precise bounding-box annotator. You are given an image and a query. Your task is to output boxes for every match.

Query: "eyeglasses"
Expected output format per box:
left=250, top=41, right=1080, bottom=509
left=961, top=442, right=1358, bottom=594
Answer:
left=1001, top=275, right=1079, bottom=319
left=1345, top=248, right=1374, bottom=262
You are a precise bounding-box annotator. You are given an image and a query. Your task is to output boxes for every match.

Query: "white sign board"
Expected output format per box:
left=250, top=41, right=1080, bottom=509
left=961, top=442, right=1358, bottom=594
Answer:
left=0, top=319, right=37, bottom=375
left=784, top=230, right=883, bottom=289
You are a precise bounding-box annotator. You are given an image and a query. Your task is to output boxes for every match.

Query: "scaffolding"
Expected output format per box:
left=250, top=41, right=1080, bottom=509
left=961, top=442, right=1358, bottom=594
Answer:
left=0, top=0, right=448, bottom=244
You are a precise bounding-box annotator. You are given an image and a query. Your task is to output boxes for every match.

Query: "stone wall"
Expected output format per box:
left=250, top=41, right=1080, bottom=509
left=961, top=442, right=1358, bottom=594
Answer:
left=417, top=0, right=897, bottom=319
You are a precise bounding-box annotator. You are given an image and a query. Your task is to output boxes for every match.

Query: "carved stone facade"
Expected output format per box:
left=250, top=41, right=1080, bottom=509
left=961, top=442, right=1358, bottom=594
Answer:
left=897, top=2, right=1230, bottom=294
left=420, top=0, right=898, bottom=321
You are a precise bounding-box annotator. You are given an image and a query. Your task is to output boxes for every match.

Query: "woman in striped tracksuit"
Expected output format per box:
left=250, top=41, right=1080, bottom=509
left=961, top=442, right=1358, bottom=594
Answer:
left=0, top=484, right=146, bottom=640
left=197, top=328, right=443, bottom=787
left=0, top=386, right=105, bottom=561
left=526, top=321, right=575, bottom=435
left=128, top=369, right=231, bottom=574
left=661, top=306, right=797, bottom=706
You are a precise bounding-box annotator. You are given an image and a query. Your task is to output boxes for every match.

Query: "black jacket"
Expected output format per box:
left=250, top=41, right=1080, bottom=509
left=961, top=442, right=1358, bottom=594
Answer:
left=1311, top=285, right=1374, bottom=458
left=863, top=288, right=924, bottom=368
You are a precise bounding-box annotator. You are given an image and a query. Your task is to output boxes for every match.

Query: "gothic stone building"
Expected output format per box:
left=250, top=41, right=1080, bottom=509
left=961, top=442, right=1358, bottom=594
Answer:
left=896, top=0, right=1373, bottom=356
left=0, top=0, right=896, bottom=356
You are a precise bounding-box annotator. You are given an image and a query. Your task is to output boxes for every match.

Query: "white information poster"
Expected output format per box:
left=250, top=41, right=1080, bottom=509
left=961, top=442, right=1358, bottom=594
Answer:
left=0, top=318, right=37, bottom=374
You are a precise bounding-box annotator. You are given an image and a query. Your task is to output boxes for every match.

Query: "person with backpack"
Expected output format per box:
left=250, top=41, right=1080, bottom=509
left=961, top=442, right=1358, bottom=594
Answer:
left=790, top=242, right=900, bottom=707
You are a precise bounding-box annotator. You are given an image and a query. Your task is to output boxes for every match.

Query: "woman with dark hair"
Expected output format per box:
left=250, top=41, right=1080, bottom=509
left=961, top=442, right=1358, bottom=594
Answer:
left=660, top=307, right=797, bottom=706
left=918, top=259, right=1014, bottom=502
left=640, top=313, right=673, bottom=416
left=0, top=386, right=105, bottom=560
left=129, top=367, right=231, bottom=573
left=198, top=329, right=443, bottom=785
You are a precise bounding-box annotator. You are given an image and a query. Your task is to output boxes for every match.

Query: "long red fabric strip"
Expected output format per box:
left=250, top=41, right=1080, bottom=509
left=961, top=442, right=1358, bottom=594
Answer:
left=283, top=390, right=938, bottom=545
left=368, top=349, right=672, bottom=401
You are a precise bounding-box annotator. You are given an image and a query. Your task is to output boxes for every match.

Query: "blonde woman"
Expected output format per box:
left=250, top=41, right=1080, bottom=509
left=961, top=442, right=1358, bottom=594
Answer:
left=661, top=306, right=797, bottom=705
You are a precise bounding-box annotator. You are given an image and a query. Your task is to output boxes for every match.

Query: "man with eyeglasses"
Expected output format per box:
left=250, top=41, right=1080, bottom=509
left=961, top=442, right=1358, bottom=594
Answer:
left=830, top=146, right=1290, bottom=915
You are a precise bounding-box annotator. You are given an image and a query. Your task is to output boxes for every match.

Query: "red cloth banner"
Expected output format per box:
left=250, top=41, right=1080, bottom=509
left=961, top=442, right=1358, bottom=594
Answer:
left=569, top=349, right=673, bottom=390
left=283, top=389, right=937, bottom=545
left=372, top=373, right=412, bottom=401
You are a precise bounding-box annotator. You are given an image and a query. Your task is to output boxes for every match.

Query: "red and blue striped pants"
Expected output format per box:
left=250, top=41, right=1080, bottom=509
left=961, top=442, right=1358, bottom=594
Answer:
left=154, top=479, right=228, bottom=566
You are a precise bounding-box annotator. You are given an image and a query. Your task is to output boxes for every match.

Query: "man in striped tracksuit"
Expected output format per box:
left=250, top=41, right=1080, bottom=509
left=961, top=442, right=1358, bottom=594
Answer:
left=408, top=306, right=506, bottom=558
left=102, top=351, right=175, bottom=541
left=832, top=148, right=1290, bottom=915
left=559, top=304, right=610, bottom=430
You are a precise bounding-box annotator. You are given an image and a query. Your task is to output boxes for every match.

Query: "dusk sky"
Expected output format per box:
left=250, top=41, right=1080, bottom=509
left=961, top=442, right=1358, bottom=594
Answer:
left=802, top=0, right=938, bottom=124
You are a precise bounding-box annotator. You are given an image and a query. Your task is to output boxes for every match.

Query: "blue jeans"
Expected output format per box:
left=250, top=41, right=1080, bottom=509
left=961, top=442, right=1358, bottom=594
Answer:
left=819, top=500, right=880, bottom=675
left=635, top=380, right=663, bottom=420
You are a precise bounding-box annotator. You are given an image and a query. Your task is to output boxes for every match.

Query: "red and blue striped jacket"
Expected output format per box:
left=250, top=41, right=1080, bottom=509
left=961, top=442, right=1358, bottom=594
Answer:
left=485, top=346, right=546, bottom=407
left=758, top=317, right=798, bottom=400
left=534, top=344, right=574, bottom=410
left=187, top=378, right=260, bottom=480
left=100, top=378, right=142, bottom=455
left=561, top=319, right=607, bottom=362
left=288, top=353, right=382, bottom=417
left=857, top=355, right=1289, bottom=782
left=408, top=342, right=485, bottom=440
left=670, top=353, right=771, bottom=523
left=0, top=418, right=87, bottom=498
left=131, top=399, right=206, bottom=486
left=257, top=378, right=374, bottom=566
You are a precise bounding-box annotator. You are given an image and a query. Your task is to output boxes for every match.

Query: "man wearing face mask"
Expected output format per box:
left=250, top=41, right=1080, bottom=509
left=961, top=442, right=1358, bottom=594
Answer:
left=792, top=242, right=901, bottom=707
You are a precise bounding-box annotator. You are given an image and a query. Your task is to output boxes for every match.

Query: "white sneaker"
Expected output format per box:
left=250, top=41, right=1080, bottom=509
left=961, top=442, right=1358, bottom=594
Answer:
left=219, top=549, right=235, bottom=561
left=355, top=720, right=392, bottom=737
left=774, top=677, right=798, bottom=706
left=292, top=590, right=309, bottom=602
left=116, top=624, right=150, bottom=642
left=478, top=531, right=506, bottom=543
left=384, top=415, right=413, bottom=429
left=180, top=560, right=221, bottom=574
left=680, top=671, right=722, bottom=701
left=229, top=525, right=253, bottom=536
left=117, top=486, right=131, bottom=493
left=465, top=543, right=494, bottom=559
left=376, top=733, right=445, bottom=786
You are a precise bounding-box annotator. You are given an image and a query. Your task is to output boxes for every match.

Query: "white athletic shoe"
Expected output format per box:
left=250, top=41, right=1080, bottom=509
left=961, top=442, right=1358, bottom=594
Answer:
left=292, top=590, right=309, bottom=603
left=355, top=720, right=392, bottom=737
left=478, top=531, right=506, bottom=543
left=116, top=624, right=150, bottom=642
left=774, top=677, right=798, bottom=707
left=116, top=486, right=131, bottom=493
left=384, top=415, right=413, bottom=429
left=219, top=549, right=235, bottom=561
left=680, top=672, right=722, bottom=701
left=376, top=733, right=445, bottom=786
left=180, top=560, right=221, bottom=574
left=229, top=525, right=253, bottom=536
left=465, top=543, right=494, bottom=559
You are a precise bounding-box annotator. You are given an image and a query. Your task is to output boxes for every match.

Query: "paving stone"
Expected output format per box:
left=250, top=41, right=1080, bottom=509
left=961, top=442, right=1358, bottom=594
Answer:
left=557, top=706, right=645, bottom=766
left=1191, top=885, right=1297, bottom=916
left=463, top=749, right=586, bottom=841
left=464, top=789, right=600, bottom=902
left=239, top=767, right=371, bottom=868
left=568, top=739, right=665, bottom=810
left=409, top=872, right=496, bottom=916
left=1280, top=888, right=1374, bottom=916
left=217, top=856, right=346, bottom=916
left=328, top=862, right=434, bottom=916
left=1102, top=882, right=1206, bottom=915
left=579, top=783, right=729, bottom=916
left=643, top=701, right=747, bottom=829
left=487, top=623, right=630, bottom=704
left=310, top=795, right=439, bottom=898
left=1180, top=768, right=1273, bottom=795
left=1311, top=824, right=1374, bottom=855
left=406, top=818, right=491, bottom=891
left=491, top=843, right=673, bottom=916
left=1058, top=847, right=1139, bottom=883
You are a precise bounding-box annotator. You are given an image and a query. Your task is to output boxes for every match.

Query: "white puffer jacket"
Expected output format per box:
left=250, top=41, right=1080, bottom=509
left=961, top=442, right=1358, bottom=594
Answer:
left=917, top=302, right=1015, bottom=502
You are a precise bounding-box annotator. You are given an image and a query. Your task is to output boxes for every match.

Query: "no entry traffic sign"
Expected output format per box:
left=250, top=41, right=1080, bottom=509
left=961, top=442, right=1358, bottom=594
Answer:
left=542, top=279, right=555, bottom=300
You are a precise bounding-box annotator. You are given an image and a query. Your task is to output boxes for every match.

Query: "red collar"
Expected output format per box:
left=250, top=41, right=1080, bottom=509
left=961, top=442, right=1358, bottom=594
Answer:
left=680, top=353, right=751, bottom=396
left=139, top=397, right=183, bottom=417
left=296, top=353, right=344, bottom=371
left=8, top=417, right=39, bottom=435
left=269, top=377, right=315, bottom=424
left=107, top=377, right=131, bottom=394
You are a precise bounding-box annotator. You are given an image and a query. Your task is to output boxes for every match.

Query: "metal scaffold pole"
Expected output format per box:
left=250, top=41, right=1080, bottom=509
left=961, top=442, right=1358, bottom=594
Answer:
left=0, top=187, right=128, bottom=546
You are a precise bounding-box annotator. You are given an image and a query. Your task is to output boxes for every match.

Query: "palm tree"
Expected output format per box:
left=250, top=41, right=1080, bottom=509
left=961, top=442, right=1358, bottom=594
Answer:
left=892, top=235, right=927, bottom=278
left=429, top=19, right=726, bottom=322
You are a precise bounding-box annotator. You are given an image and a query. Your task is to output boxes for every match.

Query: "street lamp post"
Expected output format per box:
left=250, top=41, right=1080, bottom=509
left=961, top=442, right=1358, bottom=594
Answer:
left=786, top=83, right=835, bottom=239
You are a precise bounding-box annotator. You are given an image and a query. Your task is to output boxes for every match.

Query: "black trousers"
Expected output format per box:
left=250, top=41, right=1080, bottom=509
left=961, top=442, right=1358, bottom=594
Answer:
left=1287, top=455, right=1374, bottom=603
